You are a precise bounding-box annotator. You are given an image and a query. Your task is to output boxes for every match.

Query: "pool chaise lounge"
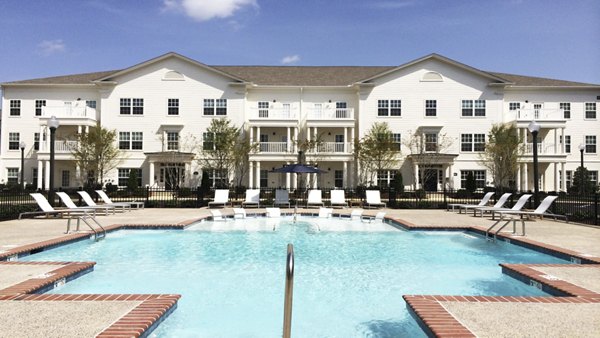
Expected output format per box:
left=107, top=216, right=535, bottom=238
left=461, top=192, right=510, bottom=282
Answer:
left=56, top=192, right=116, bottom=216
left=95, top=190, right=145, bottom=209
left=496, top=195, right=568, bottom=221
left=460, top=193, right=511, bottom=215
left=474, top=194, right=532, bottom=219
left=318, top=207, right=333, bottom=218
left=19, top=193, right=97, bottom=219
left=266, top=207, right=281, bottom=218
left=365, top=190, right=386, bottom=209
left=209, top=189, right=230, bottom=208
left=241, top=189, right=260, bottom=208
left=361, top=211, right=386, bottom=223
left=77, top=191, right=130, bottom=212
left=210, top=209, right=227, bottom=221
left=307, top=190, right=324, bottom=208
left=448, top=192, right=494, bottom=212
left=274, top=189, right=290, bottom=208
left=330, top=190, right=348, bottom=208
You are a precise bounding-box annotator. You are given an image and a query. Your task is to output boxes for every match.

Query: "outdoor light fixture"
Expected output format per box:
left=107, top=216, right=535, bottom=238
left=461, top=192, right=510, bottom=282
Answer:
left=48, top=116, right=60, bottom=206
left=528, top=121, right=540, bottom=206
left=19, top=141, right=26, bottom=189
left=579, top=143, right=585, bottom=169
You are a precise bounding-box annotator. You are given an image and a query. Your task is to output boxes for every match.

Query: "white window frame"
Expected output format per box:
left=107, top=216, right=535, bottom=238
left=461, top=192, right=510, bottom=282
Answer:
left=167, top=98, right=179, bottom=116
left=8, top=133, right=20, bottom=150
left=585, top=102, right=597, bottom=120
left=35, top=100, right=46, bottom=116
left=461, top=133, right=485, bottom=152
left=119, top=132, right=143, bottom=150
left=167, top=131, right=179, bottom=151
left=509, top=102, right=520, bottom=111
left=560, top=102, right=570, bottom=119
left=6, top=168, right=19, bottom=184
left=425, top=100, right=437, bottom=117
left=9, top=100, right=21, bottom=116
left=585, top=135, right=596, bottom=153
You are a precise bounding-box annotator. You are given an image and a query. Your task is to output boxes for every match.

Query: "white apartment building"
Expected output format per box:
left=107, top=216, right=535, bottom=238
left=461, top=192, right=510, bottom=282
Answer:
left=1, top=52, right=599, bottom=191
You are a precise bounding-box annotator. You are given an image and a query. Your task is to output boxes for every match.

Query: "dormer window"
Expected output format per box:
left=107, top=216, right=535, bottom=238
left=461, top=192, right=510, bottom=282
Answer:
left=162, top=70, right=184, bottom=81
left=421, top=71, right=443, bottom=82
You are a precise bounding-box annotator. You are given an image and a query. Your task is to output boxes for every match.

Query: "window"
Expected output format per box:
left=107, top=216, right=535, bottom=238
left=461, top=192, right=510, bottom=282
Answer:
left=204, top=99, right=215, bottom=115
left=260, top=170, right=268, bottom=188
left=509, top=102, right=520, bottom=111
left=377, top=170, right=393, bottom=188
left=462, top=100, right=485, bottom=117
left=378, top=100, right=401, bottom=116
left=10, top=100, right=21, bottom=116
left=167, top=132, right=179, bottom=151
left=216, top=99, right=227, bottom=115
left=565, top=170, right=573, bottom=190
left=119, top=132, right=143, bottom=150
left=8, top=133, right=20, bottom=150
left=132, top=98, right=144, bottom=115
left=425, top=133, right=437, bottom=152
left=585, top=135, right=596, bottom=153
left=203, top=169, right=227, bottom=187
left=32, top=168, right=38, bottom=187
left=425, top=100, right=437, bottom=116
left=203, top=132, right=214, bottom=150
left=35, top=100, right=46, bottom=116
left=34, top=133, right=40, bottom=151
left=392, top=133, right=401, bottom=151
left=461, top=170, right=486, bottom=189
left=118, top=168, right=142, bottom=187
left=334, top=170, right=344, bottom=188
left=461, top=133, right=485, bottom=152
left=167, top=99, right=179, bottom=115
left=120, top=98, right=143, bottom=115
left=258, top=101, right=269, bottom=117
left=120, top=98, right=131, bottom=114
left=86, top=100, right=96, bottom=109
left=560, top=102, right=570, bottom=119
left=563, top=135, right=571, bottom=153
left=7, top=168, right=18, bottom=184
left=61, top=170, right=70, bottom=187
left=590, top=171, right=598, bottom=187
left=334, top=135, right=344, bottom=152
left=204, top=99, right=228, bottom=116
left=335, top=102, right=348, bottom=118
left=585, top=102, right=597, bottom=119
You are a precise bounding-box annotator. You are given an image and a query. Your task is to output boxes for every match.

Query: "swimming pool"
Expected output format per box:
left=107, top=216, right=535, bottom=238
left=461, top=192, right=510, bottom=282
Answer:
left=23, top=217, right=567, bottom=337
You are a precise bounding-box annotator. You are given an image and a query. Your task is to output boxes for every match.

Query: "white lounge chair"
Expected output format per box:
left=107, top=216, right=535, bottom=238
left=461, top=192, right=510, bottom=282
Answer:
left=77, top=191, right=130, bottom=212
left=209, top=189, right=230, bottom=208
left=233, top=208, right=246, bottom=219
left=460, top=193, right=511, bottom=215
left=266, top=207, right=281, bottom=218
left=365, top=190, right=386, bottom=209
left=497, top=195, right=568, bottom=221
left=362, top=211, right=386, bottom=223
left=19, top=193, right=97, bottom=219
left=474, top=194, right=532, bottom=218
left=307, top=190, right=324, bottom=208
left=318, top=207, right=333, bottom=218
left=242, top=189, right=260, bottom=208
left=210, top=209, right=227, bottom=221
left=274, top=189, right=291, bottom=208
left=56, top=191, right=115, bottom=216
left=96, top=190, right=144, bottom=209
left=448, top=192, right=495, bottom=212
left=330, top=190, right=348, bottom=208
left=350, top=209, right=363, bottom=220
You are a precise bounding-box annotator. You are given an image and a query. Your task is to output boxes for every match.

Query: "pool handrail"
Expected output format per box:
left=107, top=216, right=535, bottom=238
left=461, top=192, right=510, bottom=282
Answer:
left=283, top=243, right=294, bottom=338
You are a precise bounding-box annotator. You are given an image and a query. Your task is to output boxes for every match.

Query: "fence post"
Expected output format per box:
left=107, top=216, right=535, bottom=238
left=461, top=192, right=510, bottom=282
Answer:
left=595, top=192, right=599, bottom=226
left=146, top=186, right=150, bottom=205
left=443, top=186, right=447, bottom=210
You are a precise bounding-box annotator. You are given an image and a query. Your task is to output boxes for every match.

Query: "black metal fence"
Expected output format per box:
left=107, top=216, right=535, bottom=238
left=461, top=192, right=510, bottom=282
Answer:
left=2, top=187, right=598, bottom=225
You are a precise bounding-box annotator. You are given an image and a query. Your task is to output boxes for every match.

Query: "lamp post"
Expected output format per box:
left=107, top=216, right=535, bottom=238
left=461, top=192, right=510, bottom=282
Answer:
left=19, top=141, right=26, bottom=189
left=528, top=121, right=540, bottom=207
left=48, top=116, right=60, bottom=206
left=579, top=144, right=585, bottom=169
left=578, top=143, right=585, bottom=194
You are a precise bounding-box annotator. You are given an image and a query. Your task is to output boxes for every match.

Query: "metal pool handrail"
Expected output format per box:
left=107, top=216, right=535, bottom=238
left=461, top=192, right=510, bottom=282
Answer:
left=283, top=243, right=294, bottom=338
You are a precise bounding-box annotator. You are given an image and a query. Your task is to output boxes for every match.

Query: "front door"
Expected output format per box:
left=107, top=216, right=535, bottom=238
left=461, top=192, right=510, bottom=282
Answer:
left=423, top=169, right=438, bottom=192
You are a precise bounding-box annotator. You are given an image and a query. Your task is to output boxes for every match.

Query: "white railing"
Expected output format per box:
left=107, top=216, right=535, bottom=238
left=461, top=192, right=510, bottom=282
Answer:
left=307, top=108, right=354, bottom=120
left=258, top=142, right=290, bottom=153
left=524, top=142, right=560, bottom=155
left=249, top=108, right=298, bottom=120
left=41, top=106, right=96, bottom=119
left=40, top=140, right=79, bottom=152
left=514, top=109, right=564, bottom=121
left=307, top=142, right=352, bottom=153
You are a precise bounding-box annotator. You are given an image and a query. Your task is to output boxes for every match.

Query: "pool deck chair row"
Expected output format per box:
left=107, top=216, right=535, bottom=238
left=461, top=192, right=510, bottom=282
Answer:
left=459, top=193, right=511, bottom=215
left=77, top=191, right=131, bottom=212
left=474, top=194, right=532, bottom=219
left=209, top=189, right=231, bottom=208
left=447, top=192, right=494, bottom=212
left=365, top=190, right=386, bottom=209
left=497, top=195, right=568, bottom=222
left=56, top=192, right=116, bottom=216
left=96, top=190, right=144, bottom=209
left=19, top=193, right=97, bottom=219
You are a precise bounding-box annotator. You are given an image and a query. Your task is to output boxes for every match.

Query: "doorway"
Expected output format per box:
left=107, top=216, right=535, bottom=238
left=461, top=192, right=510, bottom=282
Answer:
left=160, top=163, right=185, bottom=189
left=423, top=169, right=438, bottom=192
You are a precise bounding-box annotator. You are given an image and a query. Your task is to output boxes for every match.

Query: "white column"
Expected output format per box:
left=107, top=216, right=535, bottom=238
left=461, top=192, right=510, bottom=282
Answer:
left=351, top=127, right=355, bottom=152
left=344, top=127, right=348, bottom=153
left=256, top=127, right=261, bottom=143
left=554, top=129, right=558, bottom=154
left=294, top=127, right=299, bottom=153
left=287, top=127, right=291, bottom=152
left=343, top=161, right=348, bottom=188
left=307, top=127, right=311, bottom=142
left=149, top=162, right=155, bottom=187
left=249, top=161, right=254, bottom=188
left=313, top=173, right=318, bottom=189
left=286, top=162, right=290, bottom=188
left=516, top=164, right=521, bottom=191
left=561, top=162, right=566, bottom=191
left=523, top=163, right=528, bottom=191
left=249, top=127, right=254, bottom=145
left=414, top=163, right=420, bottom=189
left=85, top=126, right=89, bottom=133
left=77, top=125, right=82, bottom=134
left=554, top=162, right=559, bottom=191
left=561, top=128, right=565, bottom=153
left=184, top=163, right=190, bottom=186
left=255, top=161, right=261, bottom=188
left=75, top=164, right=81, bottom=187
left=44, top=160, right=50, bottom=191
left=37, top=160, right=43, bottom=189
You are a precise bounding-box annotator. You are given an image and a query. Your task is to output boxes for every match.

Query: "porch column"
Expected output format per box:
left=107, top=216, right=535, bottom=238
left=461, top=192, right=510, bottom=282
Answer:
left=256, top=127, right=261, bottom=143
left=561, top=162, right=566, bottom=191
left=44, top=160, right=50, bottom=191
left=249, top=127, right=254, bottom=145
left=313, top=173, right=318, bottom=189
left=294, top=127, right=298, bottom=153
left=286, top=162, right=290, bottom=189
left=561, top=128, right=565, bottom=153
left=307, top=127, right=311, bottom=142
left=249, top=161, right=254, bottom=188
left=343, top=161, right=348, bottom=188
left=554, top=129, right=558, bottom=154
left=523, top=163, right=528, bottom=191
left=149, top=162, right=155, bottom=187
left=351, top=127, right=355, bottom=152
left=414, top=163, right=420, bottom=189
left=554, top=162, right=559, bottom=191
left=85, top=126, right=89, bottom=133
left=75, top=164, right=81, bottom=187
left=287, top=127, right=291, bottom=152
left=344, top=127, right=348, bottom=153
left=77, top=125, right=82, bottom=134
left=184, top=163, right=191, bottom=187
left=37, top=160, right=44, bottom=189
left=255, top=161, right=261, bottom=188
left=516, top=164, right=521, bottom=191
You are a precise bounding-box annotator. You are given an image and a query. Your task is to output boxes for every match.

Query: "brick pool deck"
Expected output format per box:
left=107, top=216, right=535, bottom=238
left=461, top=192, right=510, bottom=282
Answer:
left=0, top=208, right=599, bottom=336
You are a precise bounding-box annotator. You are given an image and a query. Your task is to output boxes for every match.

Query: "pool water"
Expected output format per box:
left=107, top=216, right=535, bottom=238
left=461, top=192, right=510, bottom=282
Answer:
left=23, top=218, right=566, bottom=337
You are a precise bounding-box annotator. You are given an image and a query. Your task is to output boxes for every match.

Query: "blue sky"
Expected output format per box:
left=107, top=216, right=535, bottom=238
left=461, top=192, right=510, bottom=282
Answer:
left=0, top=0, right=599, bottom=84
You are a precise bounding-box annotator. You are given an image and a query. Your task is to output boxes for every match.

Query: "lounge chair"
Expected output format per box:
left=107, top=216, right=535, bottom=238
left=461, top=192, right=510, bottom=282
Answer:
left=233, top=208, right=246, bottom=219
left=318, top=207, right=333, bottom=218
left=266, top=207, right=281, bottom=218
left=365, top=190, right=386, bottom=209
left=448, top=192, right=494, bottom=212
left=56, top=192, right=115, bottom=216
left=350, top=209, right=363, bottom=220
left=362, top=211, right=386, bottom=223
left=459, top=193, right=511, bottom=215
left=274, top=189, right=290, bottom=208
left=474, top=194, right=532, bottom=218
left=210, top=209, right=227, bottom=221
left=330, top=190, right=348, bottom=208
left=496, top=195, right=568, bottom=221
left=19, top=193, right=97, bottom=219
left=209, top=189, right=230, bottom=208
left=242, top=189, right=260, bottom=208
left=96, top=190, right=144, bottom=209
left=77, top=191, right=130, bottom=212
left=307, top=190, right=324, bottom=208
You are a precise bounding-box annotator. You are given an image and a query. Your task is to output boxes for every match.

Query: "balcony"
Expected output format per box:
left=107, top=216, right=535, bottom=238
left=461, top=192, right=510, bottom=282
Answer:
left=249, top=107, right=298, bottom=120
left=307, top=108, right=354, bottom=120
left=40, top=106, right=97, bottom=126
left=39, top=140, right=78, bottom=153
left=257, top=142, right=292, bottom=153
left=309, top=142, right=353, bottom=154
left=521, top=142, right=567, bottom=161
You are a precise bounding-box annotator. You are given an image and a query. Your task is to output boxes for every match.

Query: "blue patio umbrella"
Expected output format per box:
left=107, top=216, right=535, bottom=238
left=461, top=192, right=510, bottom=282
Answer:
left=271, top=164, right=327, bottom=174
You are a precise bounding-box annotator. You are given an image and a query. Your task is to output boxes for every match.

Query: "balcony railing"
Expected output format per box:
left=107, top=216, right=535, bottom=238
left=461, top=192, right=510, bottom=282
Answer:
left=306, top=142, right=353, bottom=154
left=249, top=108, right=298, bottom=120
left=41, top=106, right=97, bottom=120
left=307, top=108, right=354, bottom=120
left=511, top=109, right=564, bottom=121
left=524, top=142, right=562, bottom=155
left=258, top=142, right=291, bottom=153
left=39, top=140, right=78, bottom=153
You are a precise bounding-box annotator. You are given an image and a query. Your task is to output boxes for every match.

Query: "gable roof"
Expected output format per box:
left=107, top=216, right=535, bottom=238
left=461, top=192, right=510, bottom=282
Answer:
left=486, top=71, right=599, bottom=87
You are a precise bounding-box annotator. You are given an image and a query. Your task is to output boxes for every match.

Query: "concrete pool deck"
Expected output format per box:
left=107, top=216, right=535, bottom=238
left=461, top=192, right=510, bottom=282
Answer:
left=0, top=207, right=599, bottom=336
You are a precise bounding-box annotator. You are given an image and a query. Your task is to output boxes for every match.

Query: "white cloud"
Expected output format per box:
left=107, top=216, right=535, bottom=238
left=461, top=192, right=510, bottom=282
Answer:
left=37, top=39, right=66, bottom=56
left=281, top=55, right=300, bottom=65
left=163, top=0, right=257, bottom=22
left=370, top=1, right=416, bottom=9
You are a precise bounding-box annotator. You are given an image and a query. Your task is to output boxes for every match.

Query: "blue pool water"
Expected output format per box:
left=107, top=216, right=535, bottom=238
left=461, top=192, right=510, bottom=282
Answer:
left=22, top=218, right=567, bottom=337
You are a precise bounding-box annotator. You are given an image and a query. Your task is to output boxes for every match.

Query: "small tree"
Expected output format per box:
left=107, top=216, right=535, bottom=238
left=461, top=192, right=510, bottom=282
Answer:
left=403, top=130, right=453, bottom=189
left=357, top=122, right=400, bottom=185
left=392, top=171, right=404, bottom=192
left=569, top=167, right=598, bottom=194
left=465, top=171, right=476, bottom=193
left=127, top=169, right=139, bottom=192
left=71, top=123, right=122, bottom=187
left=198, top=118, right=240, bottom=187
left=479, top=123, right=522, bottom=192
left=232, top=132, right=259, bottom=187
